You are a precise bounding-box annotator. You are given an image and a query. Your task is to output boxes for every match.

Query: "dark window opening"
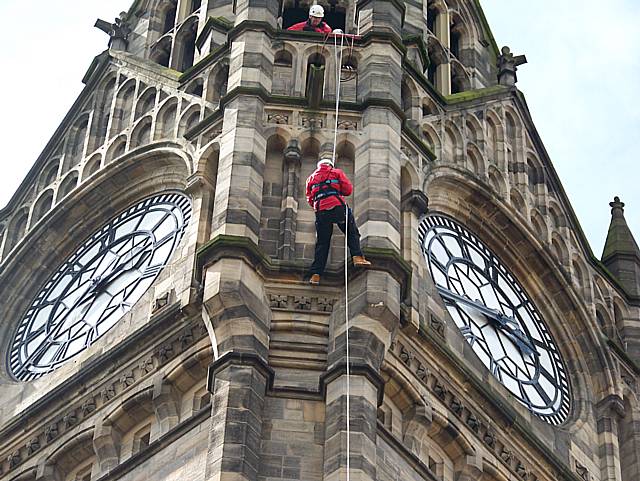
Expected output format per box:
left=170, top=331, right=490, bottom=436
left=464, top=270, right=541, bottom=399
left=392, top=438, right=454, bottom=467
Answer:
left=190, top=0, right=201, bottom=14
left=427, top=61, right=437, bottom=86
left=163, top=4, right=177, bottom=34
left=275, top=50, right=293, bottom=67
left=186, top=81, right=204, bottom=97
left=452, top=75, right=464, bottom=94
left=283, top=7, right=309, bottom=29
left=451, top=30, right=462, bottom=58
left=306, top=53, right=326, bottom=100
left=180, top=31, right=197, bottom=71
left=427, top=5, right=438, bottom=34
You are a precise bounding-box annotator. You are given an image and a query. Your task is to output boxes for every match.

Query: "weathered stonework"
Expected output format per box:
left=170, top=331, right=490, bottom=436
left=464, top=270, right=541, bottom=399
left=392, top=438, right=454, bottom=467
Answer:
left=0, top=1, right=639, bottom=481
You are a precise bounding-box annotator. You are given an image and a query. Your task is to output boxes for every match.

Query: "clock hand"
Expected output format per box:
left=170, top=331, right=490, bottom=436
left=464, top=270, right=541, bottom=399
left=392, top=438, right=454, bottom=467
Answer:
left=437, top=286, right=536, bottom=356
left=91, top=242, right=151, bottom=292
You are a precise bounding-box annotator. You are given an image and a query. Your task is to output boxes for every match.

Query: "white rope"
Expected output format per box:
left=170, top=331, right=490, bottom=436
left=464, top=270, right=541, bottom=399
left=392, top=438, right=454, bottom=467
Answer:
left=332, top=32, right=350, bottom=481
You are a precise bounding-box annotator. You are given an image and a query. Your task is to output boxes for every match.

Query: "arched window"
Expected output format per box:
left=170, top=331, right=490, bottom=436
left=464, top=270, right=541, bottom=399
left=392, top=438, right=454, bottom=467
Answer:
left=4, top=210, right=28, bottom=256
left=189, top=0, right=201, bottom=14
left=32, top=190, right=54, bottom=225
left=59, top=171, right=79, bottom=198
left=162, top=1, right=177, bottom=34
left=135, top=88, right=157, bottom=120
left=150, top=37, right=172, bottom=67
left=274, top=50, right=293, bottom=67
left=89, top=77, right=116, bottom=152
left=185, top=79, right=204, bottom=97
left=306, top=53, right=326, bottom=101
left=64, top=116, right=89, bottom=172
left=156, top=100, right=178, bottom=138
left=111, top=82, right=136, bottom=137
left=175, top=21, right=197, bottom=71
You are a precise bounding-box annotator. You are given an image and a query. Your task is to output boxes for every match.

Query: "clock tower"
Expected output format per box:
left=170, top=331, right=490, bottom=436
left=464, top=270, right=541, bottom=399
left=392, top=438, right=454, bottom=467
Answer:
left=0, top=1, right=639, bottom=481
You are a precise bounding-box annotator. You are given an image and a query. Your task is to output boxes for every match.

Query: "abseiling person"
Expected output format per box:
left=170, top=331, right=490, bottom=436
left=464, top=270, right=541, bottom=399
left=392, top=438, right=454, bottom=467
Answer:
left=287, top=5, right=333, bottom=33
left=305, top=158, right=371, bottom=285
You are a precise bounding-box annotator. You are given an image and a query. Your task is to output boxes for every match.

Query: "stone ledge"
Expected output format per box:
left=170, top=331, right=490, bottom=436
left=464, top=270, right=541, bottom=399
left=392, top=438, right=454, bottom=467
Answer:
left=320, top=362, right=385, bottom=407
left=207, top=351, right=276, bottom=394
left=196, top=235, right=412, bottom=299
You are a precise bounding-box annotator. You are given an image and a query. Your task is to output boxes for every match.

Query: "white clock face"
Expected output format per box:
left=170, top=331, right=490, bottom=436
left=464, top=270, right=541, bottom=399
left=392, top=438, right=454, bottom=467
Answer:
left=419, top=213, right=571, bottom=425
left=8, top=193, right=191, bottom=381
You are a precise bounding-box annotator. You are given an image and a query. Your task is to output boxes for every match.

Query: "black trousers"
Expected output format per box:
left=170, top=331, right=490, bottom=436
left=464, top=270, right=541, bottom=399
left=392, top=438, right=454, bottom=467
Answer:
left=310, top=205, right=363, bottom=275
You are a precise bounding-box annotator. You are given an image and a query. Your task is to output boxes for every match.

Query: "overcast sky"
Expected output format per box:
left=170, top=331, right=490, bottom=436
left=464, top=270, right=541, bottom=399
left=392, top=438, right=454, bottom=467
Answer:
left=0, top=1, right=638, bottom=257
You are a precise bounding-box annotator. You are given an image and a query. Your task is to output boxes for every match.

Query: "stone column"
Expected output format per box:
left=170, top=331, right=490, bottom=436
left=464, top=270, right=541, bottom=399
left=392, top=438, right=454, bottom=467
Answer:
left=152, top=376, right=180, bottom=433
left=435, top=10, right=451, bottom=96
left=93, top=419, right=120, bottom=475
left=278, top=140, right=301, bottom=261
left=208, top=0, right=276, bottom=242
left=204, top=352, right=273, bottom=481
left=596, top=395, right=624, bottom=481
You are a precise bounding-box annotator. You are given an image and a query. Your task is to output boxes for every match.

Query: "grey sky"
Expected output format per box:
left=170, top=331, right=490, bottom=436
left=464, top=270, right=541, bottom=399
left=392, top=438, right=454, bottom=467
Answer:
left=0, top=1, right=638, bottom=257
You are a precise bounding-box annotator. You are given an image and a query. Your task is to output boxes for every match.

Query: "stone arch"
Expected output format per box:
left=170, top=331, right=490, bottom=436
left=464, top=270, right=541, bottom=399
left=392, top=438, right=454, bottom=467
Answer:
left=551, top=233, right=569, bottom=266
left=509, top=188, right=526, bottom=218
left=401, top=75, right=420, bottom=121
left=174, top=16, right=198, bottom=72
left=135, top=87, right=157, bottom=120
left=31, top=189, right=54, bottom=226
left=443, top=121, right=463, bottom=164
left=571, top=257, right=587, bottom=290
left=39, top=159, right=61, bottom=190
left=101, top=386, right=155, bottom=464
left=504, top=109, right=520, bottom=168
left=526, top=153, right=544, bottom=199
left=487, top=166, right=506, bottom=196
left=192, top=141, right=220, bottom=244
left=548, top=202, right=567, bottom=230
left=82, top=153, right=103, bottom=180
left=259, top=134, right=287, bottom=257
left=3, top=209, right=29, bottom=257
left=165, top=342, right=213, bottom=419
left=530, top=208, right=548, bottom=241
left=130, top=116, right=153, bottom=150
left=422, top=123, right=441, bottom=160
left=421, top=97, right=439, bottom=117
left=465, top=114, right=484, bottom=146
left=59, top=170, right=79, bottom=199
left=340, top=49, right=360, bottom=103
left=185, top=77, right=204, bottom=97
left=43, top=427, right=96, bottom=481
left=63, top=114, right=90, bottom=173
left=105, top=135, right=127, bottom=164
left=110, top=80, right=137, bottom=138
left=451, top=60, right=471, bottom=94
left=613, top=299, right=627, bottom=340
left=178, top=105, right=201, bottom=137
left=305, top=50, right=328, bottom=101
left=206, top=62, right=229, bottom=105
left=5, top=468, right=36, bottom=481
left=150, top=35, right=172, bottom=67
left=88, top=75, right=117, bottom=152
left=466, top=143, right=484, bottom=177
left=485, top=109, right=504, bottom=169
left=273, top=47, right=295, bottom=96
left=155, top=97, right=179, bottom=139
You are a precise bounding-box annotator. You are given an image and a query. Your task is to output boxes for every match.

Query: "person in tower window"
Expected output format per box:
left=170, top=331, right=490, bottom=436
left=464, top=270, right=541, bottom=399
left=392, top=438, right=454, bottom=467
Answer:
left=287, top=5, right=333, bottom=34
left=306, top=157, right=371, bottom=285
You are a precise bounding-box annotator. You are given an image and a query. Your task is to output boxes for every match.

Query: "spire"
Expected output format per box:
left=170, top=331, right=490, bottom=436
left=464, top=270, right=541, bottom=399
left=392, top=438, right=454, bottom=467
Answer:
left=602, top=197, right=640, bottom=297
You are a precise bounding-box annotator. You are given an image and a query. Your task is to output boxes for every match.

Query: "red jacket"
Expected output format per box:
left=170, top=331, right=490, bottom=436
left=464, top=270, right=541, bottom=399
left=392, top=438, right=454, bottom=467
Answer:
left=306, top=164, right=352, bottom=211
left=287, top=20, right=332, bottom=34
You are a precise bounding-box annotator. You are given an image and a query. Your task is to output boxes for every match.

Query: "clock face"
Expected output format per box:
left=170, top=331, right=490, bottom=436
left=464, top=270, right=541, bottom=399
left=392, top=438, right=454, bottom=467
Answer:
left=8, top=192, right=191, bottom=381
left=418, top=213, right=571, bottom=425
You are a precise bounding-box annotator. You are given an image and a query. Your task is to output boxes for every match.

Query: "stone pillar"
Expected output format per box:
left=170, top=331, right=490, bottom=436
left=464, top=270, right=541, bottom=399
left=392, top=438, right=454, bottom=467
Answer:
left=204, top=352, right=273, bottom=481
left=207, top=0, right=276, bottom=242
left=435, top=10, right=451, bottom=96
left=596, top=395, right=625, bottom=481
left=356, top=0, right=405, bottom=34
left=618, top=396, right=640, bottom=481
left=152, top=376, right=180, bottom=433
left=354, top=40, right=403, bottom=251
left=93, top=419, right=120, bottom=475
left=278, top=140, right=301, bottom=260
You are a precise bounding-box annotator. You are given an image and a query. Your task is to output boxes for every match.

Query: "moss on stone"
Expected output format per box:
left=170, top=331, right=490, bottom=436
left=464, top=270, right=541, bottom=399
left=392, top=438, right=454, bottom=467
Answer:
left=445, top=85, right=508, bottom=104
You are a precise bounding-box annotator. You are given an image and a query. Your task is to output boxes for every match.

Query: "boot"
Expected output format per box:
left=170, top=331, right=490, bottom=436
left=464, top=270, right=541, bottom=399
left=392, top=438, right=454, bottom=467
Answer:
left=352, top=255, right=372, bottom=267
left=309, top=274, right=321, bottom=285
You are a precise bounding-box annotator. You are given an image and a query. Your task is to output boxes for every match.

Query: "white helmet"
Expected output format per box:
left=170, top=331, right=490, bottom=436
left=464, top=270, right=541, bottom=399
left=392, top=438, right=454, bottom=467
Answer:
left=309, top=4, right=325, bottom=18
left=317, top=157, right=334, bottom=167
